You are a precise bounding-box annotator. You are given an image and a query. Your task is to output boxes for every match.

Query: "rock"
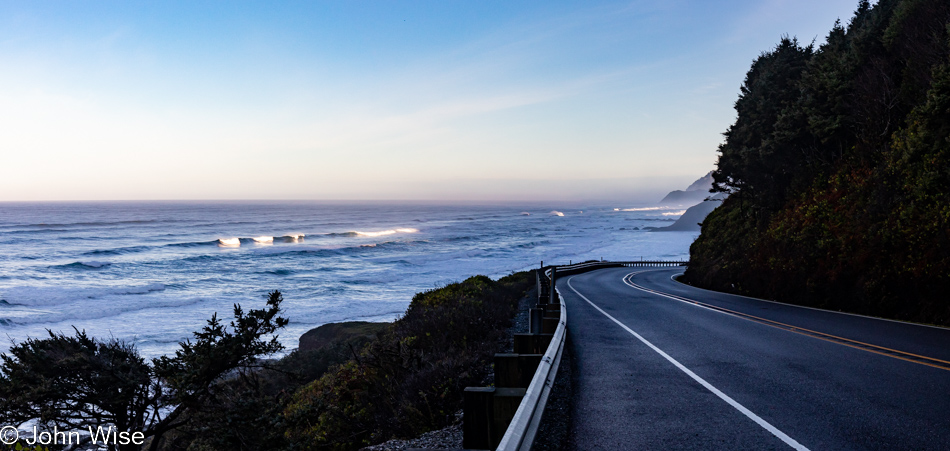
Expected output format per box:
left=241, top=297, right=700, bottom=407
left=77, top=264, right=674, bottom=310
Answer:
left=299, top=321, right=388, bottom=352
left=658, top=171, right=714, bottom=205
left=653, top=194, right=726, bottom=232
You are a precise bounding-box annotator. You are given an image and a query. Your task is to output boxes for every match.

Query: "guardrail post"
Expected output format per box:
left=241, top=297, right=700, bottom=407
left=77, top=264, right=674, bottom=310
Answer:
left=463, top=387, right=495, bottom=449
left=461, top=385, right=529, bottom=450
left=548, top=267, right=557, bottom=305
left=495, top=353, right=543, bottom=388
left=492, top=388, right=527, bottom=447
left=529, top=307, right=544, bottom=334
left=514, top=333, right=553, bottom=354
left=535, top=270, right=540, bottom=298
left=542, top=316, right=559, bottom=334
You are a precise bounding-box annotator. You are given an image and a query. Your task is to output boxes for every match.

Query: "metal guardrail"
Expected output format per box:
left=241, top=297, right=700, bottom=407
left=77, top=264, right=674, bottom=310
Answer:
left=496, top=260, right=688, bottom=451
left=495, top=272, right=565, bottom=450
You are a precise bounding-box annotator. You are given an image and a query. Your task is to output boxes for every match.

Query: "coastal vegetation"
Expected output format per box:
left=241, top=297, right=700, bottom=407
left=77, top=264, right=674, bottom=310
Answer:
left=0, top=291, right=288, bottom=451
left=684, top=0, right=950, bottom=325
left=282, top=272, right=532, bottom=449
left=0, top=272, right=533, bottom=450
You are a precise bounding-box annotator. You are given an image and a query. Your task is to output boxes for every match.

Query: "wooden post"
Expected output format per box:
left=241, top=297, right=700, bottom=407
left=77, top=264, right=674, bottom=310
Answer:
left=463, top=387, right=495, bottom=450
left=534, top=269, right=541, bottom=299
left=548, top=266, right=557, bottom=305
left=492, top=388, right=527, bottom=447
left=462, top=385, right=527, bottom=449
left=514, top=333, right=554, bottom=354
left=542, top=316, right=559, bottom=334
left=494, top=353, right=543, bottom=388
left=529, top=308, right=544, bottom=334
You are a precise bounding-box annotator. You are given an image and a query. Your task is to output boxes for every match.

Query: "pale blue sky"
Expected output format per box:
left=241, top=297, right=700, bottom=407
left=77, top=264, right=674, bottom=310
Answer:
left=1, top=0, right=859, bottom=202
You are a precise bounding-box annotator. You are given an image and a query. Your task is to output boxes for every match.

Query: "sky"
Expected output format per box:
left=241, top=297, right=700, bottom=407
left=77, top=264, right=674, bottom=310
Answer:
left=1, top=0, right=861, bottom=203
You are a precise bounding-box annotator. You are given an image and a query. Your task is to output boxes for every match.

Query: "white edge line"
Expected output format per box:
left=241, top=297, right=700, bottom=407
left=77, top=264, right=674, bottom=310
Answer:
left=566, top=275, right=810, bottom=451
left=622, top=272, right=736, bottom=318
left=665, top=272, right=950, bottom=331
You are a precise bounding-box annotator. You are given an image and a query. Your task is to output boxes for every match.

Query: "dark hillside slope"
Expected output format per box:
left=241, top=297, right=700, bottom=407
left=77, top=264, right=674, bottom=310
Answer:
left=684, top=0, right=950, bottom=325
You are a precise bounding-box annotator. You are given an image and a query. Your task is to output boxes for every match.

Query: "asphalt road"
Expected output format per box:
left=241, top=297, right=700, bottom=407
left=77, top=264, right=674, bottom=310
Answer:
left=561, top=267, right=950, bottom=450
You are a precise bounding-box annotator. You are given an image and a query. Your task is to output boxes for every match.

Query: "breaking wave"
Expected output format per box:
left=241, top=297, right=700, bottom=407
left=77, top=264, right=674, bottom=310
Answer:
left=328, top=228, right=419, bottom=238
left=218, top=238, right=241, bottom=247
left=614, top=207, right=664, bottom=212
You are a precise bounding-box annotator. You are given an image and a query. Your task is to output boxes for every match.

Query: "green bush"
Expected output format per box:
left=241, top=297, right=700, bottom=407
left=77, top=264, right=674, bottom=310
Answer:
left=283, top=272, right=533, bottom=450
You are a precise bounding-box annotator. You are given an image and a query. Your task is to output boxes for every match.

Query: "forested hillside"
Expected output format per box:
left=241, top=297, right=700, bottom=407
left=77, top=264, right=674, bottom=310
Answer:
left=684, top=0, right=950, bottom=325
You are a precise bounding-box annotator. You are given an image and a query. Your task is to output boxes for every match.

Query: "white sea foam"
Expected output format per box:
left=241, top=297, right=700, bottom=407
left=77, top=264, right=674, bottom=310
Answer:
left=550, top=211, right=565, bottom=216
left=520, top=212, right=531, bottom=216
left=355, top=228, right=419, bottom=237
left=218, top=238, right=240, bottom=247
left=662, top=210, right=687, bottom=216
left=253, top=236, right=274, bottom=244
left=617, top=207, right=664, bottom=211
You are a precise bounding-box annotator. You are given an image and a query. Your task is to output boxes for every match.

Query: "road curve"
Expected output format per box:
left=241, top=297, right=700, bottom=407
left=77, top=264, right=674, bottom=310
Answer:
left=561, top=267, right=950, bottom=450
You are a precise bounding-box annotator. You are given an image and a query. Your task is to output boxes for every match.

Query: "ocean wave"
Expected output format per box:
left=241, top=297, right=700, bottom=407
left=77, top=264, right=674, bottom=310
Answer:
left=0, top=283, right=166, bottom=307
left=57, top=261, right=112, bottom=269
left=615, top=207, right=664, bottom=212
left=0, top=291, right=203, bottom=328
left=358, top=228, right=420, bottom=237
left=166, top=234, right=308, bottom=248
left=166, top=240, right=219, bottom=248
left=252, top=239, right=423, bottom=256
left=82, top=245, right=150, bottom=256
left=218, top=238, right=241, bottom=247
left=550, top=211, right=565, bottom=217
left=264, top=269, right=294, bottom=276
left=4, top=219, right=165, bottom=230
left=179, top=255, right=219, bottom=264
left=661, top=210, right=687, bottom=216
left=3, top=228, right=72, bottom=235
left=514, top=240, right=551, bottom=249
left=326, top=231, right=360, bottom=237
left=327, top=228, right=420, bottom=238
left=443, top=235, right=478, bottom=242
left=252, top=245, right=349, bottom=257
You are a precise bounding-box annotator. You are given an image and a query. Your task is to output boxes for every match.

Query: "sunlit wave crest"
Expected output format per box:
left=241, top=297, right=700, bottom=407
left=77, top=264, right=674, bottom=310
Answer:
left=218, top=238, right=240, bottom=247
left=615, top=207, right=664, bottom=211
left=354, top=228, right=419, bottom=237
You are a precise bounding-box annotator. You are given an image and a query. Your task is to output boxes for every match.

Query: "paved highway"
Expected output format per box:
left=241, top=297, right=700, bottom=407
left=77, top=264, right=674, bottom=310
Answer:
left=561, top=267, right=950, bottom=450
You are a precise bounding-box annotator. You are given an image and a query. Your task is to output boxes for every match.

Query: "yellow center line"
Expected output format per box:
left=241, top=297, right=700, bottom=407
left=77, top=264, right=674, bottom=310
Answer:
left=622, top=271, right=950, bottom=372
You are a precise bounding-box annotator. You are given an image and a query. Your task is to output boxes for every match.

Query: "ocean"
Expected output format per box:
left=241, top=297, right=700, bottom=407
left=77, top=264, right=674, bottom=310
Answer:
left=0, top=201, right=697, bottom=358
